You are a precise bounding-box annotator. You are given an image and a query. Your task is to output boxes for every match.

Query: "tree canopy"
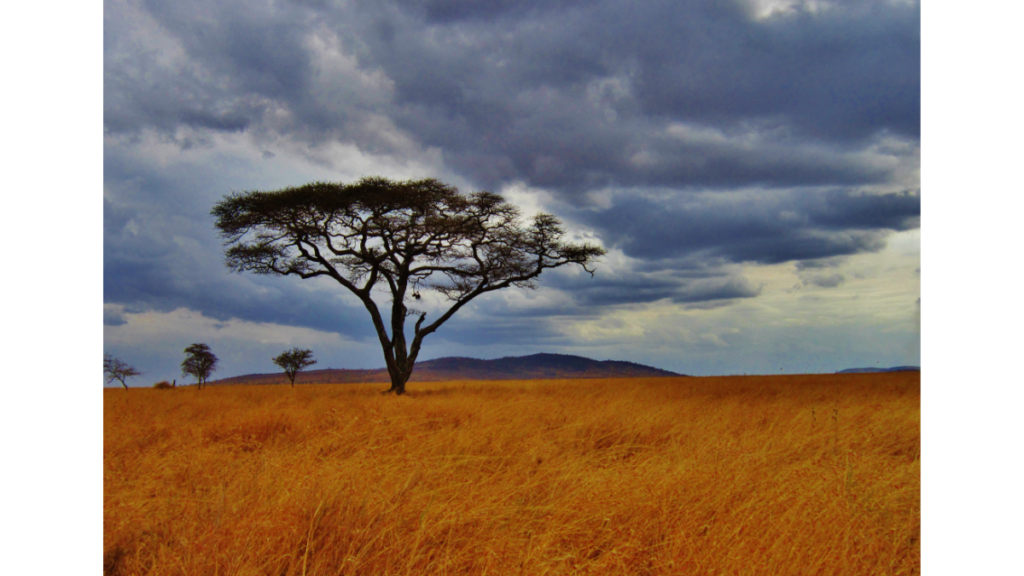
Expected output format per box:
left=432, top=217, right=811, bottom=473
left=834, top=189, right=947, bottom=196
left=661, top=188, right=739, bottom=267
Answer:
left=273, top=348, right=317, bottom=387
left=182, top=343, right=218, bottom=390
left=213, top=176, right=605, bottom=395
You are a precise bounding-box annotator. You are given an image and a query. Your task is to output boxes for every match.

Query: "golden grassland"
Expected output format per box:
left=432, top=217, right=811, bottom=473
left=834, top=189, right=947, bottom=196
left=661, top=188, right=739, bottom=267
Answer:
left=104, top=373, right=919, bottom=575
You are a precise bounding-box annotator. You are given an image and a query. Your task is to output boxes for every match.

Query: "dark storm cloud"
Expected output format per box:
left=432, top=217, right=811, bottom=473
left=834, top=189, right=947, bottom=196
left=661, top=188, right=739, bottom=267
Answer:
left=104, top=0, right=919, bottom=339
left=103, top=246, right=373, bottom=338
left=578, top=188, right=918, bottom=265
left=106, top=0, right=918, bottom=192
left=104, top=0, right=284, bottom=135
left=794, top=256, right=846, bottom=271
left=805, top=188, right=921, bottom=230
left=390, top=0, right=591, bottom=24
left=103, top=151, right=376, bottom=339
left=105, top=0, right=390, bottom=146
left=627, top=2, right=920, bottom=141
left=802, top=273, right=845, bottom=288
left=350, top=0, right=918, bottom=192
left=539, top=271, right=762, bottom=308
left=104, top=307, right=128, bottom=326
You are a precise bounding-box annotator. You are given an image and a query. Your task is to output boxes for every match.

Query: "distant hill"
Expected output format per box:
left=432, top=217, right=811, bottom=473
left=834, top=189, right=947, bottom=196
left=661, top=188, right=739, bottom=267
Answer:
left=208, top=353, right=684, bottom=386
left=837, top=366, right=920, bottom=374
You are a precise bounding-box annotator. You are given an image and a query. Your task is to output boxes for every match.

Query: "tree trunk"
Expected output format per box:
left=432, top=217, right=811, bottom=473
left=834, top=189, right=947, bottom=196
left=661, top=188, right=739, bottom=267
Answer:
left=386, top=371, right=409, bottom=395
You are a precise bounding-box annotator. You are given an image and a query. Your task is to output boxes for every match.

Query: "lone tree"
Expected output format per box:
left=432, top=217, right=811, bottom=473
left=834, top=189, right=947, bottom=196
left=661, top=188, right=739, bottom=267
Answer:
left=213, top=177, right=605, bottom=395
left=104, top=353, right=142, bottom=389
left=181, top=343, right=218, bottom=390
left=273, top=348, right=317, bottom=387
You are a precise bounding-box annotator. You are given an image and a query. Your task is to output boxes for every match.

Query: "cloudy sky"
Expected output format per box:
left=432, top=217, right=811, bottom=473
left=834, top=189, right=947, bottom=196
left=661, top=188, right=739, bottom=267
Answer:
left=11, top=5, right=1024, bottom=567
left=102, top=0, right=922, bottom=383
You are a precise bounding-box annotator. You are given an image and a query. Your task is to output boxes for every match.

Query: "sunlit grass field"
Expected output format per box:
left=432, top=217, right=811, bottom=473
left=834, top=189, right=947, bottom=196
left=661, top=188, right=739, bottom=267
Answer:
left=104, top=373, right=919, bottom=575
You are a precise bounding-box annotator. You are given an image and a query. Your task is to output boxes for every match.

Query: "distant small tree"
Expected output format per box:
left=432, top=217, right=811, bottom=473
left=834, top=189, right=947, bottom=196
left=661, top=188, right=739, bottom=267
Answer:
left=181, top=343, right=218, bottom=390
left=272, top=348, right=317, bottom=387
left=104, top=353, right=142, bottom=389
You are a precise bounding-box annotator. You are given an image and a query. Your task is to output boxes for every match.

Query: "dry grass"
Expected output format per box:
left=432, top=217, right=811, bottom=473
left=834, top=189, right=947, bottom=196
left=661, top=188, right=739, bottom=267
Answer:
left=104, top=373, right=919, bottom=575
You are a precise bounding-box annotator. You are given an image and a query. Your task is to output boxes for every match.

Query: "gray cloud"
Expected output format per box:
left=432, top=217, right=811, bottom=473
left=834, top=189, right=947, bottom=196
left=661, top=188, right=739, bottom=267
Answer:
left=794, top=256, right=847, bottom=288
left=354, top=0, right=918, bottom=193
left=103, top=0, right=919, bottom=364
left=426, top=272, right=761, bottom=345
left=541, top=271, right=762, bottom=309
left=106, top=0, right=918, bottom=193
left=626, top=2, right=920, bottom=141
left=103, top=306, right=128, bottom=326
left=802, top=273, right=845, bottom=288
left=795, top=256, right=847, bottom=271
left=576, top=188, right=917, bottom=265
left=390, top=0, right=592, bottom=24
left=103, top=148, right=378, bottom=340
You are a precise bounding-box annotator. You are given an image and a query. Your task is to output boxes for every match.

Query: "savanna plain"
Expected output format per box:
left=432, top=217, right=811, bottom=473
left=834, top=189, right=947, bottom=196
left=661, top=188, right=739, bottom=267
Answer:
left=104, top=373, right=919, bottom=575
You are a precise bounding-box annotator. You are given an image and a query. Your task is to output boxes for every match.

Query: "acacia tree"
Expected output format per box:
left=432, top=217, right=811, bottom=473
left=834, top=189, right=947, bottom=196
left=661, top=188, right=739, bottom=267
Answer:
left=181, top=343, right=218, bottom=390
left=213, top=177, right=606, bottom=395
left=273, top=348, right=317, bottom=387
left=104, top=353, right=142, bottom=389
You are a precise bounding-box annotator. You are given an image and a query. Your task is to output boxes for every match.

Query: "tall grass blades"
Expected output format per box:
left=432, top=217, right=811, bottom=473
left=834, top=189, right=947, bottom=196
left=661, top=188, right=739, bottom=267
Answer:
left=104, top=372, right=920, bottom=575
